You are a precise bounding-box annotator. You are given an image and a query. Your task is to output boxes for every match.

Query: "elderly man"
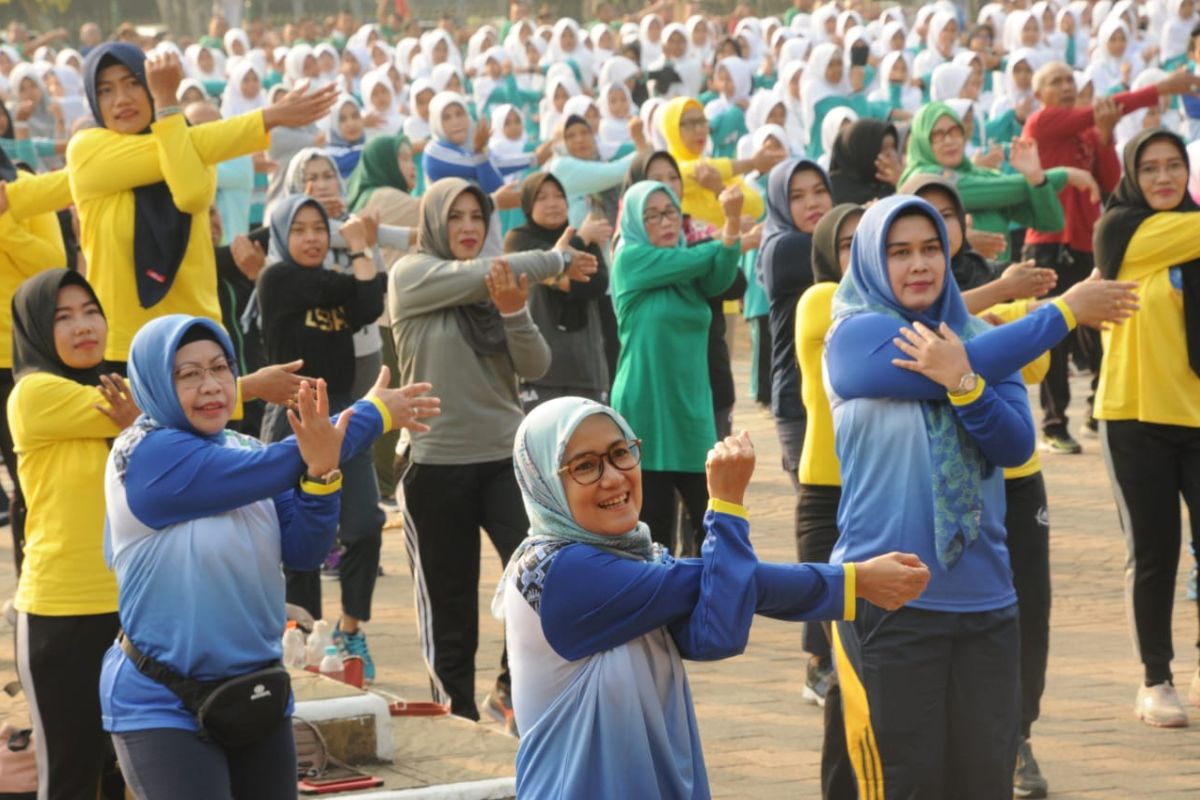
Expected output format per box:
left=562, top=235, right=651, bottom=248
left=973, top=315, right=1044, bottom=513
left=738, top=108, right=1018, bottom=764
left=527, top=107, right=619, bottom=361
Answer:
left=1022, top=62, right=1200, bottom=455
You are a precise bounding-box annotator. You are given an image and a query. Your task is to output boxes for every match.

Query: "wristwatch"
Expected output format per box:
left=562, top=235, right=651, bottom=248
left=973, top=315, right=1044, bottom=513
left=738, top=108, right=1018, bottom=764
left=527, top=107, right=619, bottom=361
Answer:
left=558, top=248, right=574, bottom=279
left=948, top=372, right=980, bottom=397
left=306, top=468, right=342, bottom=485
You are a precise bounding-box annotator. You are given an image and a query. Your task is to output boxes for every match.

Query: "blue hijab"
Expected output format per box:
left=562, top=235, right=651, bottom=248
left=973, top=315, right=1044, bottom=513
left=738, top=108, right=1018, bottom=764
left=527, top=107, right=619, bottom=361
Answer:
left=83, top=43, right=192, bottom=310
left=493, top=396, right=660, bottom=617
left=832, top=195, right=990, bottom=570
left=755, top=158, right=830, bottom=284
left=127, top=314, right=238, bottom=434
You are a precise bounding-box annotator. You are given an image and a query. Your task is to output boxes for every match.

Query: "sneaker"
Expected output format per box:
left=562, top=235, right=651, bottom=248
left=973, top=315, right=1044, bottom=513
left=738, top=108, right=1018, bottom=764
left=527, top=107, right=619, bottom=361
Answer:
left=333, top=624, right=375, bottom=684
left=1079, top=417, right=1099, bottom=440
left=1041, top=431, right=1082, bottom=455
left=320, top=546, right=343, bottom=581
left=1134, top=682, right=1189, bottom=728
left=802, top=659, right=834, bottom=707
left=1188, top=669, right=1200, bottom=708
left=1013, top=738, right=1048, bottom=799
left=483, top=687, right=518, bottom=738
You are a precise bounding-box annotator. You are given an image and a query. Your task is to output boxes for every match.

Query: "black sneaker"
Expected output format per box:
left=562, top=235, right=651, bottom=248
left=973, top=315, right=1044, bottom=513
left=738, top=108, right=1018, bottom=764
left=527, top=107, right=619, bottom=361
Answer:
left=1014, top=738, right=1048, bottom=799
left=1040, top=430, right=1082, bottom=455
left=802, top=659, right=834, bottom=707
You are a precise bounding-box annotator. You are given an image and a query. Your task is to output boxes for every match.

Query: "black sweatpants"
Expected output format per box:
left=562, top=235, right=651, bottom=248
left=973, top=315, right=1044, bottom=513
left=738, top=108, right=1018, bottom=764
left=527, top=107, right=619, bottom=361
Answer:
left=1100, top=419, right=1200, bottom=684
left=1005, top=472, right=1052, bottom=738
left=1024, top=244, right=1099, bottom=435
left=113, top=716, right=295, bottom=800
left=796, top=484, right=842, bottom=665
left=640, top=470, right=708, bottom=555
left=16, top=611, right=121, bottom=800
left=752, top=316, right=772, bottom=406
left=263, top=400, right=385, bottom=623
left=835, top=602, right=1020, bottom=800
left=0, top=368, right=27, bottom=574
left=399, top=458, right=528, bottom=720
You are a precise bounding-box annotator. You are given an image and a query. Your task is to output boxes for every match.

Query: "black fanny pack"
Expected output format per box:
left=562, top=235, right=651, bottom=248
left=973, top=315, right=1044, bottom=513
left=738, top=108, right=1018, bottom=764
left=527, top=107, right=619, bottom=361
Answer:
left=120, top=632, right=291, bottom=748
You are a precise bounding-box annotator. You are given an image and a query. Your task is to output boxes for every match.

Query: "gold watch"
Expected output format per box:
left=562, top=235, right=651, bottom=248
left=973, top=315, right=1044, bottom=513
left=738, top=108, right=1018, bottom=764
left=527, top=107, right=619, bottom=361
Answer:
left=306, top=468, right=342, bottom=485
left=948, top=372, right=980, bottom=397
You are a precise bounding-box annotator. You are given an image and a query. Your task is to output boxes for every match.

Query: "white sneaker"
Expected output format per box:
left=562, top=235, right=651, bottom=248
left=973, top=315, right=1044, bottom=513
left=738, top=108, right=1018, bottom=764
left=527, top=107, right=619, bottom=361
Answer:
left=1188, top=669, right=1200, bottom=708
left=1135, top=682, right=1189, bottom=728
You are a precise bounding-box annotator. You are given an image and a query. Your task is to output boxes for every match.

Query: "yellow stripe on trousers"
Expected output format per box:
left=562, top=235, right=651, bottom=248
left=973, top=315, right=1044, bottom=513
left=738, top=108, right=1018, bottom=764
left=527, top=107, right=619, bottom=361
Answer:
left=832, top=623, right=885, bottom=800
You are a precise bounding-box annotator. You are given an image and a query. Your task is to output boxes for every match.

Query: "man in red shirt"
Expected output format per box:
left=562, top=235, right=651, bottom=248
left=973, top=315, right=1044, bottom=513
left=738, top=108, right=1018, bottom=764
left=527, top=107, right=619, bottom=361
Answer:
left=1023, top=63, right=1200, bottom=454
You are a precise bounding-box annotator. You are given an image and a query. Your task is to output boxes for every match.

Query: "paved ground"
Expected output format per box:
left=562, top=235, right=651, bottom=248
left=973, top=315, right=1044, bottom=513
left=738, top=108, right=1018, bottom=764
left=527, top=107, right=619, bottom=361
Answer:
left=0, top=325, right=1197, bottom=797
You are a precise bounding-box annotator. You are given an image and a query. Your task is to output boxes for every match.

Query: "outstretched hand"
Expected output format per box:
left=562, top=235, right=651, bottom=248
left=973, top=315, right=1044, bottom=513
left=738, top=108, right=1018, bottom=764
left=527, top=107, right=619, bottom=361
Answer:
left=242, top=360, right=315, bottom=405
left=1061, top=268, right=1140, bottom=330
left=364, top=366, right=441, bottom=433
left=263, top=81, right=340, bottom=131
left=288, top=378, right=352, bottom=479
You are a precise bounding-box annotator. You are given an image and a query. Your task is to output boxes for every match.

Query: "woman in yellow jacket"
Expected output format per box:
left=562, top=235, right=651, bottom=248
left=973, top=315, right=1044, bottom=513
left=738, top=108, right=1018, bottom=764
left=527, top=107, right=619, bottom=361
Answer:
left=1093, top=129, right=1200, bottom=729
left=0, top=151, right=65, bottom=576
left=10, top=269, right=138, bottom=799
left=0, top=43, right=337, bottom=365
left=659, top=96, right=777, bottom=229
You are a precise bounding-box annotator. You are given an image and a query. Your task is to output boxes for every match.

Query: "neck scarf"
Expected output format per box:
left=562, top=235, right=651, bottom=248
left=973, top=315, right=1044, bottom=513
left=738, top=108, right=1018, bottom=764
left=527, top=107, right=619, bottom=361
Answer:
left=829, top=118, right=899, bottom=205
left=832, top=195, right=992, bottom=569
left=417, top=178, right=507, bottom=355
left=1095, top=130, right=1200, bottom=377
left=345, top=134, right=410, bottom=213
left=491, top=396, right=660, bottom=618
left=810, top=203, right=863, bottom=285
left=83, top=43, right=192, bottom=310
left=11, top=269, right=107, bottom=384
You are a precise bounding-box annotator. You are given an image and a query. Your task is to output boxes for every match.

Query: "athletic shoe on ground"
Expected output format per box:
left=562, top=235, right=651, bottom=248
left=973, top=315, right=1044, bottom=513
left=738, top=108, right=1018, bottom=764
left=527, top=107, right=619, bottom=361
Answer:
left=333, top=624, right=375, bottom=684
left=1013, top=738, right=1048, bottom=799
left=483, top=687, right=518, bottom=737
left=1135, top=682, right=1188, bottom=728
left=1040, top=431, right=1082, bottom=455
left=1079, top=417, right=1099, bottom=439
left=802, top=659, right=834, bottom=707
left=1188, top=669, right=1200, bottom=708
left=319, top=546, right=343, bottom=581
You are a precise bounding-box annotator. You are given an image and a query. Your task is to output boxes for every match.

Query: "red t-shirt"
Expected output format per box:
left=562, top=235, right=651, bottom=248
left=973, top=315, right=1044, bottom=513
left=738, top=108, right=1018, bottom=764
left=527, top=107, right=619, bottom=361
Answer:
left=1023, top=86, right=1159, bottom=252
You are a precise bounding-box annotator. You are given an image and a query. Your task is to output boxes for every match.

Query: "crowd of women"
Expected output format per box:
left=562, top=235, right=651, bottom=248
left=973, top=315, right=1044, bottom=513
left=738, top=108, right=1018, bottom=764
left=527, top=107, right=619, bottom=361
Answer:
left=0, top=0, right=1199, bottom=797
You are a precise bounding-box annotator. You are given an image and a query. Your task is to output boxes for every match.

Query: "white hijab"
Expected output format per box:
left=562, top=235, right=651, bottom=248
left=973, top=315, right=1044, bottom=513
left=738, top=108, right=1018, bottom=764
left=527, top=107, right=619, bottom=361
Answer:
left=221, top=61, right=265, bottom=118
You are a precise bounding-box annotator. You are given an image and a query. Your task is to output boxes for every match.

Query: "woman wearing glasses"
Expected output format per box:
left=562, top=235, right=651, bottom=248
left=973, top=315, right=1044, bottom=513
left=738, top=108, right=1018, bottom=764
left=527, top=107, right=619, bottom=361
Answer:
left=660, top=96, right=778, bottom=229
left=609, top=179, right=742, bottom=554
left=497, top=396, right=931, bottom=798
left=1094, top=130, right=1200, bottom=727
left=899, top=101, right=1098, bottom=263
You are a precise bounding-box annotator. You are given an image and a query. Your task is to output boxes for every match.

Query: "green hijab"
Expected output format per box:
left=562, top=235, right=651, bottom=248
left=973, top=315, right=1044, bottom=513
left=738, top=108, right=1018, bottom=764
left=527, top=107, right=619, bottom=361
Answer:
left=346, top=133, right=411, bottom=213
left=899, top=101, right=974, bottom=186
left=615, top=180, right=684, bottom=257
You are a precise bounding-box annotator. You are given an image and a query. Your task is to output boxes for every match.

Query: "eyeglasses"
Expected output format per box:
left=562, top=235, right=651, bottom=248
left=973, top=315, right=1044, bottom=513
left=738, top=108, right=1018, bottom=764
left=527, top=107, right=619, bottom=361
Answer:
left=642, top=207, right=680, bottom=227
left=173, top=361, right=234, bottom=388
left=558, top=439, right=642, bottom=485
left=929, top=126, right=964, bottom=146
left=1136, top=161, right=1188, bottom=181
left=679, top=116, right=709, bottom=131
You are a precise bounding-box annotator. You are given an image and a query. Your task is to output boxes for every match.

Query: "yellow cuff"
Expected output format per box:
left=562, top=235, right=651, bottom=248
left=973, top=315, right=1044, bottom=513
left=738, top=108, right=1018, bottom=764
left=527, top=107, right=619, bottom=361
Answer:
left=707, top=498, right=748, bottom=519
left=368, top=395, right=392, bottom=432
left=1051, top=297, right=1077, bottom=331
left=948, top=376, right=987, bottom=406
left=150, top=111, right=186, bottom=133
left=843, top=563, right=856, bottom=622
left=231, top=378, right=245, bottom=421
left=300, top=475, right=343, bottom=495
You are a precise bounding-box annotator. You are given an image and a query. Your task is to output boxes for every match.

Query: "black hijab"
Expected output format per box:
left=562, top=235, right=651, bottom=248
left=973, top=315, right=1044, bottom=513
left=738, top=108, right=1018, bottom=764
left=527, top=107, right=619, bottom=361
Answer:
left=1095, top=129, right=1200, bottom=376
left=811, top=203, right=864, bottom=285
left=502, top=172, right=608, bottom=333
left=83, top=43, right=192, bottom=310
left=829, top=118, right=899, bottom=206
left=900, top=173, right=997, bottom=292
left=622, top=149, right=679, bottom=196
left=12, top=269, right=107, bottom=384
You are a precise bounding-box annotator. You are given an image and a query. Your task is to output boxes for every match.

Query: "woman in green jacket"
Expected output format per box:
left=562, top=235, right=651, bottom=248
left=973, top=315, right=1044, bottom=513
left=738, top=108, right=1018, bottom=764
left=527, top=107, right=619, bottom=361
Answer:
left=899, top=101, right=1099, bottom=262
left=610, top=179, right=742, bottom=555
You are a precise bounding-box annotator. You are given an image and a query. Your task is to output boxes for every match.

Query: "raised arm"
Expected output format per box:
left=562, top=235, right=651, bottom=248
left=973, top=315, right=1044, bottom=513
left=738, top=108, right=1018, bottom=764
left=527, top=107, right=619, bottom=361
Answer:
left=613, top=241, right=729, bottom=294
left=389, top=250, right=563, bottom=318
left=550, top=151, right=638, bottom=198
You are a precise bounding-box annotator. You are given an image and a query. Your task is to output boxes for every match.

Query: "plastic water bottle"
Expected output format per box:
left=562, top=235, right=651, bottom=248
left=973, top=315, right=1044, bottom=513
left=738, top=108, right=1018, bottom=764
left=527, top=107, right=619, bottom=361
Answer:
left=306, top=620, right=333, bottom=667
left=281, top=621, right=307, bottom=669
left=319, top=645, right=345, bottom=683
